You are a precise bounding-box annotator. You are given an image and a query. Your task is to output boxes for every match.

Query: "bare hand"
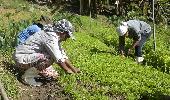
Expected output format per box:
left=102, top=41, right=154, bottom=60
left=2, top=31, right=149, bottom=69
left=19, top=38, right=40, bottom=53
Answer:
left=66, top=70, right=74, bottom=74
left=66, top=67, right=81, bottom=74
left=74, top=67, right=81, bottom=73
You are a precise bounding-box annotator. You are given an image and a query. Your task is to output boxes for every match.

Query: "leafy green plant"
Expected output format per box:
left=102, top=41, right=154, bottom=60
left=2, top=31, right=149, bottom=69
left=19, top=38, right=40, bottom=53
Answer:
left=0, top=50, right=18, bottom=99
left=0, top=19, right=31, bottom=49
left=58, top=30, right=170, bottom=100
left=0, top=1, right=170, bottom=100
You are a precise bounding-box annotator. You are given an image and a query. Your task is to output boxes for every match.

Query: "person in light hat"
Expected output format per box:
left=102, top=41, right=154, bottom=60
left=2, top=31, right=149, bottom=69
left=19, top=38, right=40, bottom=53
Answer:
left=117, top=20, right=152, bottom=63
left=13, top=19, right=80, bottom=86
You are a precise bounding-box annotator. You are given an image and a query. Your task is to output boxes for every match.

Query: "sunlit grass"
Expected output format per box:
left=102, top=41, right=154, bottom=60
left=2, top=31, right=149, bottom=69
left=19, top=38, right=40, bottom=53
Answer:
left=0, top=0, right=170, bottom=100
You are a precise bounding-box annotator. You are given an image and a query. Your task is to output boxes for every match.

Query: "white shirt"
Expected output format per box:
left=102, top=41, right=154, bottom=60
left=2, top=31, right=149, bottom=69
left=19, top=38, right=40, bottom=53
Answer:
left=14, top=30, right=68, bottom=64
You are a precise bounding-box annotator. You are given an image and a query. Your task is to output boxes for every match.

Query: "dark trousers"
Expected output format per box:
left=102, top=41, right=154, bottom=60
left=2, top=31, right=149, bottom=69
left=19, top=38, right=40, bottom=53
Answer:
left=135, top=32, right=151, bottom=57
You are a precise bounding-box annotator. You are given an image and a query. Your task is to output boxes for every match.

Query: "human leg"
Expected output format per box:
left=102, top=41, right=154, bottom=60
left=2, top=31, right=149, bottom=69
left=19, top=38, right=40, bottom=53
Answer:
left=135, top=46, right=142, bottom=57
left=16, top=53, right=58, bottom=86
left=31, top=53, right=59, bottom=78
left=135, top=34, right=149, bottom=63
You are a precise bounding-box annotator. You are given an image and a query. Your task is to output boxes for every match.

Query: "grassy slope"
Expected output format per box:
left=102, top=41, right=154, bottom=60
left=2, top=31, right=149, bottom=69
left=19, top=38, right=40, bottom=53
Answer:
left=58, top=16, right=170, bottom=100
left=0, top=0, right=52, bottom=99
left=0, top=0, right=170, bottom=100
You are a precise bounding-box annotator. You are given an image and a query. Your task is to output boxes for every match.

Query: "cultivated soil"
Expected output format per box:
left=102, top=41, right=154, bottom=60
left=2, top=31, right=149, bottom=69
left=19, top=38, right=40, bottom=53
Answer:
left=17, top=81, right=72, bottom=100
left=1, top=60, right=72, bottom=100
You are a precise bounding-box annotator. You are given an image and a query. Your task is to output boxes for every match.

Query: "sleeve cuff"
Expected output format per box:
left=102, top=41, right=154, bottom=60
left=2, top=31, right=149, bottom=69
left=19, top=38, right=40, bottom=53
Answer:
left=58, top=58, right=66, bottom=63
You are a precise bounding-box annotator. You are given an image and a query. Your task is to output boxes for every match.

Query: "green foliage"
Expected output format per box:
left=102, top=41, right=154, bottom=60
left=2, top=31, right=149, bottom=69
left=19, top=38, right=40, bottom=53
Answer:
left=0, top=19, right=31, bottom=49
left=144, top=25, right=170, bottom=73
left=0, top=1, right=170, bottom=100
left=58, top=29, right=170, bottom=100
left=0, top=70, right=19, bottom=99
left=53, top=16, right=170, bottom=100
left=0, top=0, right=32, bottom=11
left=0, top=52, right=18, bottom=99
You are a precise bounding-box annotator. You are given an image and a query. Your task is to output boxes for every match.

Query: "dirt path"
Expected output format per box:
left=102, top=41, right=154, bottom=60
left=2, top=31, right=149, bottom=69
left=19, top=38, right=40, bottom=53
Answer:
left=17, top=81, right=72, bottom=100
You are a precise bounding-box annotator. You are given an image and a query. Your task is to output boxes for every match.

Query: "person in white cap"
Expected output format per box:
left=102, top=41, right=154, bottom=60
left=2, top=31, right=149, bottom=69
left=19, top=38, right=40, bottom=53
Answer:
left=117, top=19, right=152, bottom=63
left=13, top=19, right=80, bottom=86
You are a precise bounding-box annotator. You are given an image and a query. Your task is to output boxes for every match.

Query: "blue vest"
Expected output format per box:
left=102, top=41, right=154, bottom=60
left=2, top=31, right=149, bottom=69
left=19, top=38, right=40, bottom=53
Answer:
left=17, top=25, right=41, bottom=44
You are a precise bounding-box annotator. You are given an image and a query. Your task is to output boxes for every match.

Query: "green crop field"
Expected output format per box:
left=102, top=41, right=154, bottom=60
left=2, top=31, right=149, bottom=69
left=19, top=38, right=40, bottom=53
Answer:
left=0, top=0, right=170, bottom=100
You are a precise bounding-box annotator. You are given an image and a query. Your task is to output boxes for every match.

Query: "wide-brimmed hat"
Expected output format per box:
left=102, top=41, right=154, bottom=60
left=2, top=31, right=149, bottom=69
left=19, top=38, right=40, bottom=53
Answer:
left=117, top=22, right=128, bottom=36
left=53, top=19, right=75, bottom=40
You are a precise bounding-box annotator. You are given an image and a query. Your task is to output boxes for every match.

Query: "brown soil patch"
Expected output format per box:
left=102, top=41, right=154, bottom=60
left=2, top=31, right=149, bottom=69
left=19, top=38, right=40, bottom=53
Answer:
left=17, top=81, right=72, bottom=100
left=1, top=60, right=72, bottom=100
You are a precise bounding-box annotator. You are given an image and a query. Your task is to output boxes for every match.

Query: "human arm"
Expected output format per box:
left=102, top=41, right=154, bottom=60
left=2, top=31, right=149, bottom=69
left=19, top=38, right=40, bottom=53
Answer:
left=57, top=61, right=74, bottom=74
left=58, top=48, right=80, bottom=73
left=128, top=34, right=141, bottom=54
left=57, top=59, right=80, bottom=74
left=119, top=36, right=125, bottom=56
left=43, top=32, right=79, bottom=73
left=60, top=47, right=80, bottom=73
left=65, top=59, right=80, bottom=73
left=128, top=40, right=140, bottom=55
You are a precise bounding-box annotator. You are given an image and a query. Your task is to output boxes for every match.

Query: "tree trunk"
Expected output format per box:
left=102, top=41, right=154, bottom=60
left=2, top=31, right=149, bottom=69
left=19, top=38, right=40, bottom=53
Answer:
left=80, top=0, right=83, bottom=15
left=91, top=0, right=97, bottom=18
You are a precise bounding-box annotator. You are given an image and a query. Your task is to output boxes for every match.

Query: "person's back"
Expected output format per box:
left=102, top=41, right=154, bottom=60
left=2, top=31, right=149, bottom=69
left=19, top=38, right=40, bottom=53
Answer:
left=17, top=25, right=41, bottom=45
left=17, top=15, right=52, bottom=45
left=126, top=20, right=151, bottom=35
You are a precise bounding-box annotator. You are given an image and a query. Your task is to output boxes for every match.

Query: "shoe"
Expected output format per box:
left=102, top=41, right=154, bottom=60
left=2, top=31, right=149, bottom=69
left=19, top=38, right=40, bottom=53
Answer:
left=21, top=67, right=43, bottom=86
left=136, top=57, right=144, bottom=63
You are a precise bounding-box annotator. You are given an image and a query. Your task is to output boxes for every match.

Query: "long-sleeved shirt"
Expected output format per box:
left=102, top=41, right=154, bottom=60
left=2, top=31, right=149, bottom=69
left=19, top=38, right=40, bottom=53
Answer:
left=17, top=25, right=41, bottom=45
left=14, top=30, right=68, bottom=64
left=119, top=20, right=151, bottom=51
left=126, top=20, right=151, bottom=40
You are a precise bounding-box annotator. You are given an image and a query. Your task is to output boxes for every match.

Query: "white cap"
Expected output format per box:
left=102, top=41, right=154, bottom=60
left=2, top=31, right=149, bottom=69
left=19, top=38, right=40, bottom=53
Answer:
left=117, top=22, right=128, bottom=36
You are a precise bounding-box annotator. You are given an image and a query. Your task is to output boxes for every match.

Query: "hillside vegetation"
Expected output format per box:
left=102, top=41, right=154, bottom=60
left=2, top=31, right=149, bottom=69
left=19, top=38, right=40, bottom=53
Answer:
left=0, top=0, right=170, bottom=100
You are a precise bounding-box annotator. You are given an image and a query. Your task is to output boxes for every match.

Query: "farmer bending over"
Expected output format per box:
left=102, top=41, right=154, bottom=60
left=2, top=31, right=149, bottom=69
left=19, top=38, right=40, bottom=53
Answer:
left=117, top=20, right=152, bottom=63
left=13, top=19, right=80, bottom=86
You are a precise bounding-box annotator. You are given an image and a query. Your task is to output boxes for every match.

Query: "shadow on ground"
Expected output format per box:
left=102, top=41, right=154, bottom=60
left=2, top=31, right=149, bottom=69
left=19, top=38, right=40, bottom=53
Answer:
left=90, top=47, right=117, bottom=55
left=2, top=61, right=73, bottom=100
left=140, top=91, right=170, bottom=100
left=2, top=61, right=23, bottom=82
